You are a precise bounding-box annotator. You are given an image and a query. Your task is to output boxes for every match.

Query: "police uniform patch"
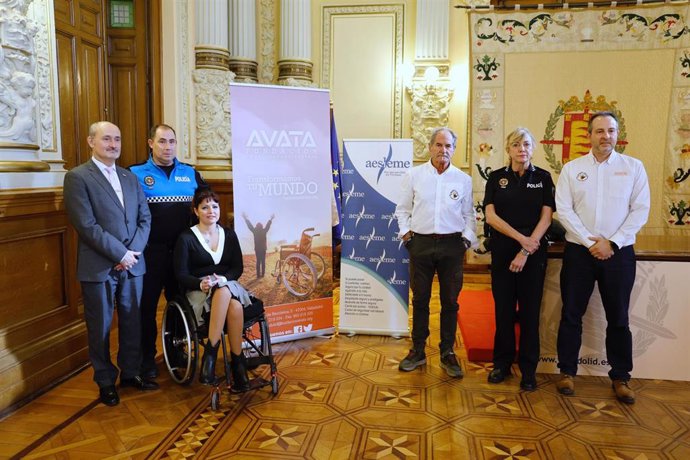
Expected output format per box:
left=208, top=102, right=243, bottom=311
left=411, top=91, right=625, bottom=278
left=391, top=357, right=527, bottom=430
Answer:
left=499, top=178, right=509, bottom=188
left=144, top=175, right=155, bottom=187
left=449, top=190, right=459, bottom=200
left=577, top=172, right=588, bottom=182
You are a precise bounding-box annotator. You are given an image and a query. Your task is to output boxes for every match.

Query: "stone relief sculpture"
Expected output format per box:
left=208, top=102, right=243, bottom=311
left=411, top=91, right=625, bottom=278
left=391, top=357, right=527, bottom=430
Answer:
left=193, top=69, right=234, bottom=160
left=407, top=83, right=454, bottom=161
left=0, top=0, right=38, bottom=144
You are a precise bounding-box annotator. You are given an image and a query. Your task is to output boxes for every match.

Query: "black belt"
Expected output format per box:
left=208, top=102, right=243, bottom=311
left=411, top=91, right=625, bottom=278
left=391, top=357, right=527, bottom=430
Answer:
left=414, top=232, right=463, bottom=239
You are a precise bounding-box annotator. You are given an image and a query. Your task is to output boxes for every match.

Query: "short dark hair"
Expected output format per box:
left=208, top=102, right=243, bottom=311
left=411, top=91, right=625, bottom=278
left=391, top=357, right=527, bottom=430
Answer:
left=192, top=186, right=219, bottom=209
left=587, top=111, right=618, bottom=133
left=149, top=123, right=176, bottom=140
left=429, top=127, right=457, bottom=148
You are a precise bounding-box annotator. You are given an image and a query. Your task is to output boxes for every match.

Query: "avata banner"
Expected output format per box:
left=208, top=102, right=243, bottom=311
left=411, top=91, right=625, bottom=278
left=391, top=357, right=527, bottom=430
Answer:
left=339, top=139, right=413, bottom=336
left=230, top=83, right=334, bottom=342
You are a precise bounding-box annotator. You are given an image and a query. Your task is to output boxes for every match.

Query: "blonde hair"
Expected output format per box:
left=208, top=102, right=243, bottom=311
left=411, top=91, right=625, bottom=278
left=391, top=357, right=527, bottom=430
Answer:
left=505, top=127, right=536, bottom=153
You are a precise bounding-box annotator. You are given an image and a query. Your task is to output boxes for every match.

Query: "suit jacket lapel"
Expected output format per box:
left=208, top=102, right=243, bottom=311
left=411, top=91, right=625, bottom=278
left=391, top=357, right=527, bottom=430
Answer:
left=118, top=167, right=136, bottom=216
left=87, top=160, right=125, bottom=212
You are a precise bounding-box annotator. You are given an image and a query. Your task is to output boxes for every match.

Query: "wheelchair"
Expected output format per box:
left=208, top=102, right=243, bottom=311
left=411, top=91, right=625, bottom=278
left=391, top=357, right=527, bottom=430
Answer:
left=161, top=292, right=278, bottom=410
left=271, top=227, right=326, bottom=297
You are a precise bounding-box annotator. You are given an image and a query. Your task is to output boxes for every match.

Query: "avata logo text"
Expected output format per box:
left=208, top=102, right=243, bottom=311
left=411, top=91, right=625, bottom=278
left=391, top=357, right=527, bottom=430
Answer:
left=246, top=130, right=316, bottom=148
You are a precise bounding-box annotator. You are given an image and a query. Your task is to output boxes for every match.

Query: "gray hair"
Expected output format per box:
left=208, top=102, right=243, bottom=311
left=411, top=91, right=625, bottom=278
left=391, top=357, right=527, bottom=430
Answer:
left=428, top=127, right=458, bottom=148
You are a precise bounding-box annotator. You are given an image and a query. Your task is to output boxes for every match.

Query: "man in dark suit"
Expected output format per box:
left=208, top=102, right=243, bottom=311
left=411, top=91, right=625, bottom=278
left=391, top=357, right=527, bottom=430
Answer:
left=64, top=121, right=158, bottom=406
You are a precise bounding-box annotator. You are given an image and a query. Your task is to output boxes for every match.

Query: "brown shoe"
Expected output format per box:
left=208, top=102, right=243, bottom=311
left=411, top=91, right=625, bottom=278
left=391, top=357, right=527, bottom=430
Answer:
left=612, top=380, right=635, bottom=404
left=556, top=374, right=575, bottom=395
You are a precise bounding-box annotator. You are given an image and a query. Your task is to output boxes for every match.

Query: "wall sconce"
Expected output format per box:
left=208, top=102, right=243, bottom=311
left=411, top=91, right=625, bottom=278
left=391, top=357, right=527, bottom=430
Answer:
left=404, top=63, right=455, bottom=161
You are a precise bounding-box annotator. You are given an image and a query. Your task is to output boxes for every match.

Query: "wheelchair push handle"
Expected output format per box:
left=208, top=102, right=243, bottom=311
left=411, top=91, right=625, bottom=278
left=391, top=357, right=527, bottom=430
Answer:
left=302, top=227, right=320, bottom=237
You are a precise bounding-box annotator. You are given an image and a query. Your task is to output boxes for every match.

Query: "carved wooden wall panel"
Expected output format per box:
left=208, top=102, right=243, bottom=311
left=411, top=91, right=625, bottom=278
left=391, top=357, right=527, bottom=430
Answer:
left=55, top=0, right=107, bottom=170
left=0, top=191, right=88, bottom=415
left=109, top=64, right=139, bottom=166
left=0, top=232, right=66, bottom=329
left=55, top=31, right=79, bottom=169
left=107, top=0, right=152, bottom=168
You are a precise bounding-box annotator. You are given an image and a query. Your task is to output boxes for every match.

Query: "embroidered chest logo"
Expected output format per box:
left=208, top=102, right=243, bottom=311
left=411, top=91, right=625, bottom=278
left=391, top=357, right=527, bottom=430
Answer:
left=577, top=172, right=588, bottom=181
left=449, top=189, right=460, bottom=200
left=175, top=176, right=191, bottom=182
left=498, top=178, right=509, bottom=189
left=144, top=176, right=155, bottom=186
left=526, top=182, right=543, bottom=188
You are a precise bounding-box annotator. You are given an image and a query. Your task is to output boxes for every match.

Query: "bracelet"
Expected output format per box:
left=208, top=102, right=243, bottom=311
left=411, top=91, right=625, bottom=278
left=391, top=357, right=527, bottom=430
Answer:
left=519, top=248, right=530, bottom=256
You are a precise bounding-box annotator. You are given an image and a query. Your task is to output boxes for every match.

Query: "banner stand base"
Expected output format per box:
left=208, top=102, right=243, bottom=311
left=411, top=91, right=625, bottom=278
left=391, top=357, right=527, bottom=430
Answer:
left=338, top=328, right=410, bottom=337
left=270, top=327, right=336, bottom=345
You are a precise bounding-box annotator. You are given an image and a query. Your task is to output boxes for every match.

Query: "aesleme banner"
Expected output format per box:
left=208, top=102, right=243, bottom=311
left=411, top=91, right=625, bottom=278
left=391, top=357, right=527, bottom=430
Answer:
left=339, top=139, right=413, bottom=336
left=230, top=83, right=334, bottom=343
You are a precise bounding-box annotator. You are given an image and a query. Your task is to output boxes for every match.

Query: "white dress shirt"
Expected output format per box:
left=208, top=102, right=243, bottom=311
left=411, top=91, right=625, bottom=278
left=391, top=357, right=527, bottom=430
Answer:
left=395, top=161, right=477, bottom=245
left=92, top=156, right=124, bottom=207
left=555, top=150, right=650, bottom=248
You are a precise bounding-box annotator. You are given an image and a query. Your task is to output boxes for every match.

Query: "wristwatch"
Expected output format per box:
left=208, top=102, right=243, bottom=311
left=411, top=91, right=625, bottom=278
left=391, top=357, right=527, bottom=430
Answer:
left=519, top=248, right=530, bottom=256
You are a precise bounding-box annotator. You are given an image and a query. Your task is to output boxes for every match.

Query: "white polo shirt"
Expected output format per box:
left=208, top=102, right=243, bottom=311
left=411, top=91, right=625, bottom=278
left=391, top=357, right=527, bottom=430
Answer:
left=555, top=150, right=650, bottom=248
left=395, top=161, right=477, bottom=245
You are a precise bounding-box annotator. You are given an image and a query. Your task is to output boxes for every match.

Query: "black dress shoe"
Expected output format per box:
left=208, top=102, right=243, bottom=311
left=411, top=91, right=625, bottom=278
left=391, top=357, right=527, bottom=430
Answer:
left=488, top=368, right=510, bottom=384
left=520, top=377, right=537, bottom=392
left=99, top=385, right=120, bottom=406
left=141, top=367, right=159, bottom=379
left=120, top=376, right=159, bottom=391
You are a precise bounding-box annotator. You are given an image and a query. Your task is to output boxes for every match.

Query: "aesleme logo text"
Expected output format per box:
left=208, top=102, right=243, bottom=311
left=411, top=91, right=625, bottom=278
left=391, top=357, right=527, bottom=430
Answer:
left=364, top=159, right=411, bottom=169
left=246, top=130, right=316, bottom=148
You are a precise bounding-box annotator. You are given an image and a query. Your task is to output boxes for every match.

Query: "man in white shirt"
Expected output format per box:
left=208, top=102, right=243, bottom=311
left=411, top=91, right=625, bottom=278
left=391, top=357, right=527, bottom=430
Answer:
left=395, top=127, right=477, bottom=377
left=554, top=112, right=650, bottom=404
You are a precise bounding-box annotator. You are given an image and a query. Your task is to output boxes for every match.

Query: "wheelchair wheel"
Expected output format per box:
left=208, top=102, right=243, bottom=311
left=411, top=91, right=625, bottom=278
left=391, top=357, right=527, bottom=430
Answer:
left=162, top=300, right=199, bottom=385
left=210, top=387, right=221, bottom=411
left=282, top=253, right=316, bottom=297
left=310, top=252, right=326, bottom=279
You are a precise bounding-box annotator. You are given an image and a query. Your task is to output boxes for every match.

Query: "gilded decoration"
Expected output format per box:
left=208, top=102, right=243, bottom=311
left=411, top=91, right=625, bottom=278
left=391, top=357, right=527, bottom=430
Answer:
left=177, top=2, right=191, bottom=159
left=322, top=5, right=404, bottom=138
left=32, top=0, right=56, bottom=152
left=229, top=58, right=258, bottom=82
left=195, top=47, right=230, bottom=71
left=258, top=0, right=276, bottom=84
left=193, top=69, right=234, bottom=161
left=470, top=4, right=690, bottom=233
left=277, top=60, right=313, bottom=84
left=407, top=83, right=454, bottom=162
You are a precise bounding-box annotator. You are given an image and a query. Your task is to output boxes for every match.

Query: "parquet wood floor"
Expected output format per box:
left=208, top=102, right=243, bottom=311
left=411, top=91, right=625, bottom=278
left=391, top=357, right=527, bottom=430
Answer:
left=1, top=280, right=688, bottom=459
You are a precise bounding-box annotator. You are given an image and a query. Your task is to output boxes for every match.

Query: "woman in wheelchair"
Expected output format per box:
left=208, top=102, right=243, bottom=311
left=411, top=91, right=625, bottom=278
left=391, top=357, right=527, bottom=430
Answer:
left=173, top=187, right=250, bottom=392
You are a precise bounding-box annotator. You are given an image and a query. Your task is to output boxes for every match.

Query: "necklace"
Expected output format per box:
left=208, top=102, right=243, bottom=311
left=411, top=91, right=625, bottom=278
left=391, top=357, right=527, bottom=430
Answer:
left=198, top=224, right=216, bottom=244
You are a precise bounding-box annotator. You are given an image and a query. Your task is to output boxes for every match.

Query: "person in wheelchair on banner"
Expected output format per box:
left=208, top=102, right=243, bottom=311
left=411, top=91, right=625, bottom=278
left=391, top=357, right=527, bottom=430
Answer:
left=173, top=186, right=251, bottom=392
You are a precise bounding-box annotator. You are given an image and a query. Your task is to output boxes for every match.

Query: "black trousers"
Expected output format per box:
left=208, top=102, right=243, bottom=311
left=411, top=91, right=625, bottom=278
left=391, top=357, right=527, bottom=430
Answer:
left=490, top=238, right=547, bottom=377
left=407, top=234, right=466, bottom=354
left=557, top=242, right=636, bottom=380
left=139, top=244, right=180, bottom=372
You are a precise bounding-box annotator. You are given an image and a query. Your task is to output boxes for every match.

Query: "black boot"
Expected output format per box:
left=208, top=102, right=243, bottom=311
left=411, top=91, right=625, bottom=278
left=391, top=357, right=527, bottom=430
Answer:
left=230, top=352, right=250, bottom=393
left=199, top=339, right=220, bottom=385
